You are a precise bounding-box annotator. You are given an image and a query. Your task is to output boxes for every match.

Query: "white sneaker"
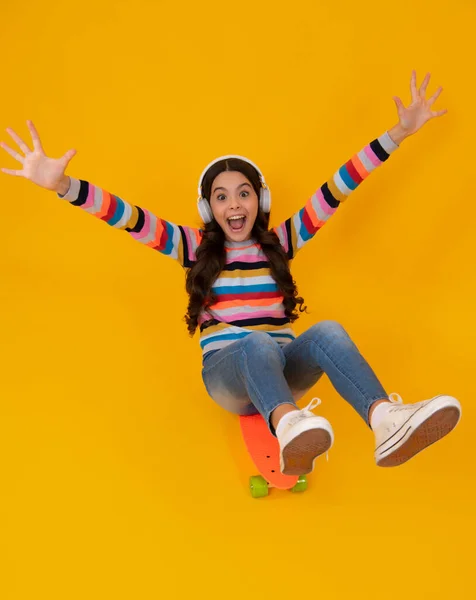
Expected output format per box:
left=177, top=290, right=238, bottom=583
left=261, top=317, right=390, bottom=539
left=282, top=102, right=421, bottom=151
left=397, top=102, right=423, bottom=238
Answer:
left=276, top=398, right=334, bottom=476
left=374, top=393, right=462, bottom=467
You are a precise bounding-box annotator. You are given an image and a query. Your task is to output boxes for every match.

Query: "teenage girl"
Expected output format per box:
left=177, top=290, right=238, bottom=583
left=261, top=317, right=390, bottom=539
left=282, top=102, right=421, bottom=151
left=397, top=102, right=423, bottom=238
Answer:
left=1, top=70, right=461, bottom=476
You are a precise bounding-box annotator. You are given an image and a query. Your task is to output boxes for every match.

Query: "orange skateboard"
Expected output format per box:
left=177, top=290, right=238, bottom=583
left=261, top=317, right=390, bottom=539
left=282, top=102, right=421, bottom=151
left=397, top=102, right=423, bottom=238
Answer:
left=240, top=413, right=308, bottom=498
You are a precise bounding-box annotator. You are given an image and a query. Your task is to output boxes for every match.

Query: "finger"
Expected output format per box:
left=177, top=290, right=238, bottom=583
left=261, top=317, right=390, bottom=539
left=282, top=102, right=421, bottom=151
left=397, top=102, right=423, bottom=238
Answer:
left=393, top=95, right=404, bottom=108
left=6, top=127, right=31, bottom=155
left=59, top=149, right=77, bottom=172
left=432, top=108, right=448, bottom=117
left=428, top=86, right=443, bottom=105
left=393, top=96, right=405, bottom=113
left=410, top=70, right=418, bottom=101
left=0, top=141, right=25, bottom=164
left=26, top=120, right=44, bottom=153
left=419, top=72, right=431, bottom=97
left=61, top=148, right=77, bottom=164
left=1, top=167, right=24, bottom=176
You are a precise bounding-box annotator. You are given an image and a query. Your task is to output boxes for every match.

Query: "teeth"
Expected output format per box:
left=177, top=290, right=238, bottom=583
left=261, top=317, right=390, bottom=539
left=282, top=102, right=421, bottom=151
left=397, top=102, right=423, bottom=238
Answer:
left=228, top=216, right=245, bottom=220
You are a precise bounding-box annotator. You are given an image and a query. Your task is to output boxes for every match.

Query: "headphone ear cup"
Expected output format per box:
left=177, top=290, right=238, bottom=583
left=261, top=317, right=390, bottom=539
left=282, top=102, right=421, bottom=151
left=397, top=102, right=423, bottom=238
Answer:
left=259, top=187, right=271, bottom=213
left=198, top=198, right=214, bottom=223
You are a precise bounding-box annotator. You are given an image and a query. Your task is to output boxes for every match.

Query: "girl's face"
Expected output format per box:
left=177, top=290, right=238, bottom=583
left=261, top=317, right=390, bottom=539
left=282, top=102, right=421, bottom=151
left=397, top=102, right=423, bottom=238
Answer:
left=209, top=171, right=258, bottom=242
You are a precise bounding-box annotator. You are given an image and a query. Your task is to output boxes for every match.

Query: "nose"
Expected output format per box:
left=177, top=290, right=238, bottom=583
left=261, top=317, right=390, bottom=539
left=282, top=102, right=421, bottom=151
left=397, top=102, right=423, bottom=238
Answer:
left=228, top=196, right=242, bottom=210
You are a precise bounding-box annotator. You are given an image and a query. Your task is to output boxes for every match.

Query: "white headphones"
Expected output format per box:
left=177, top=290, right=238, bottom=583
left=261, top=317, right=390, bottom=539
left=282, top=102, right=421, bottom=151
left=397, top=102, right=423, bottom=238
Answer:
left=196, top=154, right=272, bottom=224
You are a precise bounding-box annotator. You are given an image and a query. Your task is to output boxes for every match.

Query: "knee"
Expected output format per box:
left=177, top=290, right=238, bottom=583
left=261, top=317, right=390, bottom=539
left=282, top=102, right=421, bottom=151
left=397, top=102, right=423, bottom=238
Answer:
left=310, top=320, right=351, bottom=344
left=242, top=331, right=285, bottom=367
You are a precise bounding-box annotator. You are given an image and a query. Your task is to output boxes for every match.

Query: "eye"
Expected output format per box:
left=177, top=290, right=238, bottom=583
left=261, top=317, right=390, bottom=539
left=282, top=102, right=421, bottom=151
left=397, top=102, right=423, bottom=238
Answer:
left=217, top=191, right=249, bottom=201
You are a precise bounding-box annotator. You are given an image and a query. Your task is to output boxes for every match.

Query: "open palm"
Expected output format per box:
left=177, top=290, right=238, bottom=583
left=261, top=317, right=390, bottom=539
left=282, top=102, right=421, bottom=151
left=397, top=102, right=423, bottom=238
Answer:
left=0, top=121, right=76, bottom=191
left=394, top=70, right=447, bottom=136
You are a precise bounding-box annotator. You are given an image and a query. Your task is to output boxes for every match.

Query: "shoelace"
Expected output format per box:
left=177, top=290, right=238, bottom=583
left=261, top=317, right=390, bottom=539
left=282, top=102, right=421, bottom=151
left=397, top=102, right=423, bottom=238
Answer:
left=302, top=397, right=329, bottom=462
left=388, top=392, right=407, bottom=413
left=389, top=392, right=403, bottom=404
left=304, top=397, right=322, bottom=412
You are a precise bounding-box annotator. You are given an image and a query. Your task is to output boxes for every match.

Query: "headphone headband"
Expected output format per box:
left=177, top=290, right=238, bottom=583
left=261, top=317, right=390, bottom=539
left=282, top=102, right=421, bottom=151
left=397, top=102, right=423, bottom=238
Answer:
left=197, top=154, right=268, bottom=198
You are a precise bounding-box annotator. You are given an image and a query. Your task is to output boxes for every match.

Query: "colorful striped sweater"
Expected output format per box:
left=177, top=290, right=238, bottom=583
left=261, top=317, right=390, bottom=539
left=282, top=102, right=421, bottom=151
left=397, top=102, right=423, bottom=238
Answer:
left=58, top=131, right=399, bottom=359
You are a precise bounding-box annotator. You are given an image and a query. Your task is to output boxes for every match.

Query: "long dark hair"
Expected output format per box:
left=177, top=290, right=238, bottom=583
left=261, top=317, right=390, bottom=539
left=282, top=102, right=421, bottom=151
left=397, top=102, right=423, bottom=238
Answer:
left=184, top=158, right=307, bottom=336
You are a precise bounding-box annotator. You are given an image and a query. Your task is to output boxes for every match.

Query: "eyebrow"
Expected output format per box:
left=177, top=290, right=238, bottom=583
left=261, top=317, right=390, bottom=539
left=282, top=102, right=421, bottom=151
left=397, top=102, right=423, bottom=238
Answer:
left=212, top=182, right=252, bottom=195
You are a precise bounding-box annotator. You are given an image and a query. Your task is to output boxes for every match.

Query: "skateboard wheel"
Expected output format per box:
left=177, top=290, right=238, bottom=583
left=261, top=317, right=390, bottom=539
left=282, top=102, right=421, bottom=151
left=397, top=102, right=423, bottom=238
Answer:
left=249, top=475, right=269, bottom=498
left=290, top=474, right=308, bottom=493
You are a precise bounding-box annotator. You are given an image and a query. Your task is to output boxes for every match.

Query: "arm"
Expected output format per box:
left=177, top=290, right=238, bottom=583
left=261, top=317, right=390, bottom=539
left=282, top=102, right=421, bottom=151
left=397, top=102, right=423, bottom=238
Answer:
left=273, top=70, right=447, bottom=259
left=273, top=130, right=399, bottom=259
left=0, top=121, right=201, bottom=269
left=57, top=176, right=202, bottom=268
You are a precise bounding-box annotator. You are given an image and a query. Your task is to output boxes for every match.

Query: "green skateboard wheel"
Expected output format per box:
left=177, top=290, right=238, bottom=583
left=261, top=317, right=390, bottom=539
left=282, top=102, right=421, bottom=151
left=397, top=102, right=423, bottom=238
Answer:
left=249, top=475, right=269, bottom=498
left=290, top=474, right=308, bottom=493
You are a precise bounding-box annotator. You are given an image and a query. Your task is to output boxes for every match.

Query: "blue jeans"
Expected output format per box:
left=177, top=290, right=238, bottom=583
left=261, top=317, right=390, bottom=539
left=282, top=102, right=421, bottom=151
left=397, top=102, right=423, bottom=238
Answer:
left=201, top=320, right=389, bottom=436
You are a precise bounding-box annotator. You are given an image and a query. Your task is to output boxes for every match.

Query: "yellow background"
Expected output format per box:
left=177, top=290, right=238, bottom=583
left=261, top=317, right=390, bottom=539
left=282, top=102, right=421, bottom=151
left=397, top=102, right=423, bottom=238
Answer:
left=1, top=1, right=474, bottom=598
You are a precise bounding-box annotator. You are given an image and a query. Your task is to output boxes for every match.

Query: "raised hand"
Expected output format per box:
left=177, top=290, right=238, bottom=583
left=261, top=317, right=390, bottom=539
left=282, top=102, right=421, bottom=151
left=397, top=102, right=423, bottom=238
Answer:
left=0, top=121, right=76, bottom=193
left=393, top=70, right=447, bottom=137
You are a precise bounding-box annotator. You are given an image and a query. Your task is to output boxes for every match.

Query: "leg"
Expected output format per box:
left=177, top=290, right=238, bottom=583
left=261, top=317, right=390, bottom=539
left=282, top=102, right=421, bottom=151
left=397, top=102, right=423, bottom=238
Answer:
left=201, top=331, right=334, bottom=475
left=282, top=320, right=462, bottom=466
left=201, top=331, right=298, bottom=431
left=283, top=320, right=389, bottom=427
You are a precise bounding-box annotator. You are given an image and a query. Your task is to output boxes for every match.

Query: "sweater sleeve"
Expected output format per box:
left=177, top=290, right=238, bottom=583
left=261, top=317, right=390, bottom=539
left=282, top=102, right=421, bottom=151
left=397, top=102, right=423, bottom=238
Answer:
left=58, top=178, right=203, bottom=268
left=272, top=131, right=399, bottom=260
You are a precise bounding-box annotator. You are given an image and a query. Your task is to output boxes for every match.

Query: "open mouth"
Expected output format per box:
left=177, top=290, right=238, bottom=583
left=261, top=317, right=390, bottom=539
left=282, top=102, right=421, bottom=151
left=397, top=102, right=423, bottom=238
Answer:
left=227, top=216, right=247, bottom=232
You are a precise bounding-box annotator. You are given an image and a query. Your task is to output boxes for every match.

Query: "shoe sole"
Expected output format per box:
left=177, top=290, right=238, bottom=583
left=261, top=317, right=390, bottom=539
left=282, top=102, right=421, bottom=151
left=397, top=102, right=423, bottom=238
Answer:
left=376, top=405, right=460, bottom=467
left=281, top=428, right=332, bottom=475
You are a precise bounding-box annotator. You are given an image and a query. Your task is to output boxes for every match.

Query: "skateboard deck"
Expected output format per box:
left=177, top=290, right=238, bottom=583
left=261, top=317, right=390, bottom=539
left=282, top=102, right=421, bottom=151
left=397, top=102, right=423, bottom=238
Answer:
left=240, top=413, right=299, bottom=490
